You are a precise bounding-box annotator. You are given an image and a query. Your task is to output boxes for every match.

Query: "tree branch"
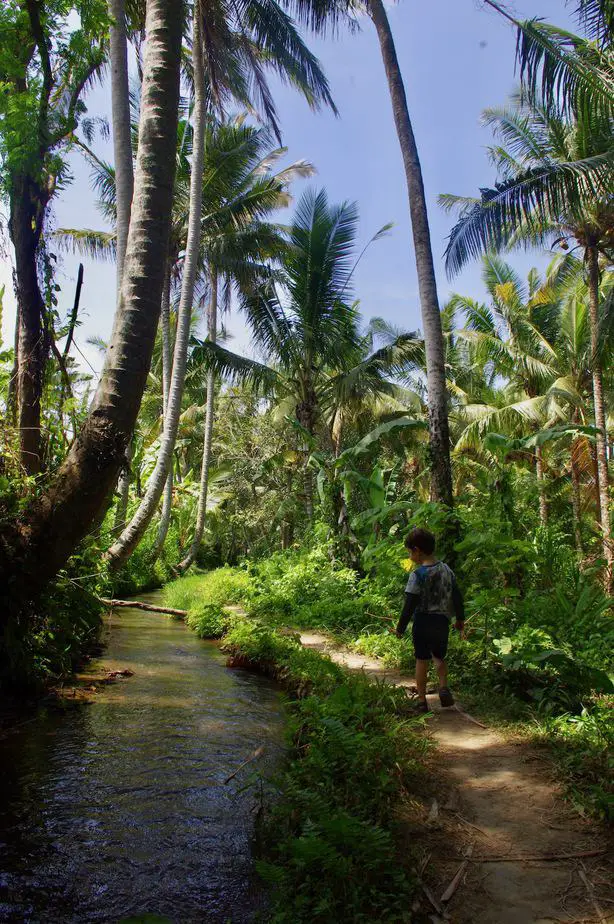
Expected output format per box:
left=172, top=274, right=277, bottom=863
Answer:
left=51, top=54, right=106, bottom=146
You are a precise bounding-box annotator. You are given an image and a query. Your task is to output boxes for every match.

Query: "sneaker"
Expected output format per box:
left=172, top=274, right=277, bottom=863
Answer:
left=439, top=687, right=455, bottom=707
left=416, top=699, right=430, bottom=714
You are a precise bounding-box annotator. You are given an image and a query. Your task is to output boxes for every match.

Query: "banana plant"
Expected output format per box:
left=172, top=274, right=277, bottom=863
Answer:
left=310, top=416, right=426, bottom=556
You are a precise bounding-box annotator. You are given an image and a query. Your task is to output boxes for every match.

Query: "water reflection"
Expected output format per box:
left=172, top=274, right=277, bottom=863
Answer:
left=0, top=604, right=283, bottom=923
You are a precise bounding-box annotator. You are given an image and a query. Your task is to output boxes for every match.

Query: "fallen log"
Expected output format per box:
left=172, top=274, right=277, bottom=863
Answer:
left=99, top=599, right=188, bottom=618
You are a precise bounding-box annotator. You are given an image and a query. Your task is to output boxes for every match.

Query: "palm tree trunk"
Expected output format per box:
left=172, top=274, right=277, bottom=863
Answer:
left=367, top=0, right=453, bottom=508
left=0, top=0, right=183, bottom=612
left=6, top=301, right=20, bottom=426
left=570, top=440, right=583, bottom=554
left=296, top=392, right=316, bottom=520
left=109, top=0, right=134, bottom=289
left=331, top=408, right=343, bottom=457
left=179, top=270, right=218, bottom=571
left=154, top=264, right=174, bottom=557
left=535, top=444, right=548, bottom=527
left=590, top=441, right=602, bottom=524
left=281, top=468, right=294, bottom=550
left=113, top=439, right=133, bottom=533
left=109, top=0, right=136, bottom=527
left=107, top=3, right=207, bottom=570
left=586, top=244, right=612, bottom=590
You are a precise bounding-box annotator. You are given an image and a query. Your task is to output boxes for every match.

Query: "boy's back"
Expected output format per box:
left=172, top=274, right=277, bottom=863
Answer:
left=405, top=560, right=458, bottom=621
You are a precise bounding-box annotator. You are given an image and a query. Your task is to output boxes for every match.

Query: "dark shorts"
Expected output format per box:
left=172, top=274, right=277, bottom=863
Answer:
left=412, top=613, right=450, bottom=661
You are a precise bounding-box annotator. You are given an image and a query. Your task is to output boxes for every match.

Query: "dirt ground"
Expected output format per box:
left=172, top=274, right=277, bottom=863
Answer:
left=299, top=631, right=614, bottom=924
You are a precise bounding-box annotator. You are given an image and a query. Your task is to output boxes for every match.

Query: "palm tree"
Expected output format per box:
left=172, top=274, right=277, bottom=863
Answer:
left=177, top=119, right=309, bottom=570
left=197, top=188, right=421, bottom=525
left=101, top=0, right=347, bottom=568
left=451, top=256, right=561, bottom=524
left=0, top=0, right=184, bottom=630
left=106, top=0, right=340, bottom=535
left=440, top=96, right=614, bottom=586
left=56, top=116, right=310, bottom=561
left=364, top=0, right=453, bottom=508
left=152, top=264, right=174, bottom=555
left=106, top=0, right=209, bottom=570
left=545, top=255, right=614, bottom=549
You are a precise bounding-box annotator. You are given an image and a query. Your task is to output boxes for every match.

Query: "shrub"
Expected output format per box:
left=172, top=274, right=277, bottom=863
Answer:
left=110, top=523, right=183, bottom=597
left=185, top=603, right=232, bottom=639
left=352, top=632, right=414, bottom=673
left=533, top=699, right=614, bottom=822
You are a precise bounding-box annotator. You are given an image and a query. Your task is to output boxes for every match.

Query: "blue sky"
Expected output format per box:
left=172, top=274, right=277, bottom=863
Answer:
left=0, top=0, right=572, bottom=377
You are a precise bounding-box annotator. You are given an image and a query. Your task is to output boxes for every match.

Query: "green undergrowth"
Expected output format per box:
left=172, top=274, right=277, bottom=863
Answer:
left=163, top=568, right=251, bottom=638
left=221, top=620, right=430, bottom=922
left=1, top=545, right=107, bottom=691
left=164, top=568, right=432, bottom=919
left=106, top=522, right=185, bottom=597
left=242, top=546, right=394, bottom=633
left=166, top=537, right=613, bottom=823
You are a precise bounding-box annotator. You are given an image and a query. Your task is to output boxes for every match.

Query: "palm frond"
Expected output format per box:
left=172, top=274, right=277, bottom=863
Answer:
left=455, top=395, right=546, bottom=451
left=189, top=340, right=282, bottom=393
left=443, top=151, right=614, bottom=277
left=53, top=228, right=117, bottom=262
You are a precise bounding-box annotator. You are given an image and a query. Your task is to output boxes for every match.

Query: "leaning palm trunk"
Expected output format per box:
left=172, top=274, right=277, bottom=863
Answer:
left=0, top=0, right=182, bottom=612
left=586, top=245, right=613, bottom=590
left=109, top=0, right=135, bottom=532
left=113, top=441, right=133, bottom=532
left=367, top=0, right=453, bottom=508
left=179, top=271, right=218, bottom=571
left=107, top=5, right=207, bottom=570
left=331, top=408, right=343, bottom=458
left=153, top=265, right=174, bottom=557
left=109, top=0, right=134, bottom=287
left=535, top=444, right=548, bottom=527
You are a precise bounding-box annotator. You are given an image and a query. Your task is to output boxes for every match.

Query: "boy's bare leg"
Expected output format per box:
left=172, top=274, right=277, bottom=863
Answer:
left=433, top=657, right=448, bottom=690
left=415, top=659, right=429, bottom=701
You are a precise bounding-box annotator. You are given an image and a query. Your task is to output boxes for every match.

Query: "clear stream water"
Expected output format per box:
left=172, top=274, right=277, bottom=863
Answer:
left=0, top=598, right=284, bottom=923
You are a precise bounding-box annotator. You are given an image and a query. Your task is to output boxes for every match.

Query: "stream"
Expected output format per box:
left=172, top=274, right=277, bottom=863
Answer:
left=0, top=596, right=284, bottom=923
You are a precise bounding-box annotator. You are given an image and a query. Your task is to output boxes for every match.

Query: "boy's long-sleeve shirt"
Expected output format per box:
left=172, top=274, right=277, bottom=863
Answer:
left=396, top=561, right=464, bottom=636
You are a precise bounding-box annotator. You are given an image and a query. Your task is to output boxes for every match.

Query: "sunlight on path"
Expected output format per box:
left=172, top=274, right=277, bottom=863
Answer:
left=298, top=630, right=613, bottom=924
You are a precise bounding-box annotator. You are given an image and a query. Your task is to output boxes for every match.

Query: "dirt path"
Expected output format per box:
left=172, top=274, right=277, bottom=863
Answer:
left=299, top=631, right=613, bottom=924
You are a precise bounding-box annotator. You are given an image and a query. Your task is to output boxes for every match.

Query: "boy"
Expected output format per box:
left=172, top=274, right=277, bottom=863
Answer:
left=395, top=527, right=464, bottom=713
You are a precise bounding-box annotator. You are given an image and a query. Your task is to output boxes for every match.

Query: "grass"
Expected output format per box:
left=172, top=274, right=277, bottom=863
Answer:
left=221, top=620, right=430, bottom=922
